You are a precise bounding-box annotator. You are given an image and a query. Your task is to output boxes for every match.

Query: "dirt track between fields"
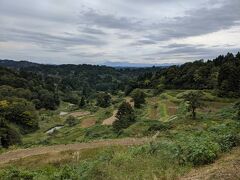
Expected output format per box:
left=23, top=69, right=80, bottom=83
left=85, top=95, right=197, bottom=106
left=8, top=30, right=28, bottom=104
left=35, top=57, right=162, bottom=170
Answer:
left=0, top=138, right=148, bottom=165
left=102, top=97, right=134, bottom=126
left=102, top=110, right=118, bottom=125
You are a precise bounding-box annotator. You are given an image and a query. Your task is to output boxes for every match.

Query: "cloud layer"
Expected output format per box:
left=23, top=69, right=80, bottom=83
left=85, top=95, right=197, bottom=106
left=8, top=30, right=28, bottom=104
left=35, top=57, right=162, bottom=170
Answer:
left=0, top=0, right=239, bottom=64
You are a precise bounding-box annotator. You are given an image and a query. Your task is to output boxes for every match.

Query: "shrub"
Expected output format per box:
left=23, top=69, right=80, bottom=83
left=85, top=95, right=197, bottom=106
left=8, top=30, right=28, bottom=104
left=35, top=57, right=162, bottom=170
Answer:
left=185, top=140, right=220, bottom=165
left=1, top=168, right=35, bottom=180
left=234, top=101, right=240, bottom=120
left=147, top=122, right=170, bottom=132
left=0, top=120, right=22, bottom=148
left=65, top=116, right=78, bottom=127
left=217, top=134, right=239, bottom=152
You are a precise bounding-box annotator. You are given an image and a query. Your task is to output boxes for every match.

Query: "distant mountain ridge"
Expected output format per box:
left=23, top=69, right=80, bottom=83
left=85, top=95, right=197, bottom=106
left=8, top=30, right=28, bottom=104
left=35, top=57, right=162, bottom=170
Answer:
left=0, top=59, right=177, bottom=69
left=0, top=59, right=40, bottom=69
left=102, top=61, right=178, bottom=67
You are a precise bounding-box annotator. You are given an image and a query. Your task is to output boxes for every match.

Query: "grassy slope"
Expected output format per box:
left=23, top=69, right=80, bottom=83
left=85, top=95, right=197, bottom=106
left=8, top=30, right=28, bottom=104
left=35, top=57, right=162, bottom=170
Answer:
left=18, top=89, right=239, bottom=146
left=0, top=90, right=239, bottom=179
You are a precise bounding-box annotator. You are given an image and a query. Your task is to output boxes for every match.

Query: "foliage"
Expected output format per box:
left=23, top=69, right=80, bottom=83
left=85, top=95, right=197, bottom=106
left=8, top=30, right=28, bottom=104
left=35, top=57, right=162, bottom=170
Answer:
left=183, top=91, right=204, bottom=119
left=65, top=116, right=78, bottom=127
left=234, top=101, right=240, bottom=120
left=79, top=96, right=86, bottom=108
left=183, top=137, right=220, bottom=165
left=96, top=92, right=111, bottom=108
left=130, top=52, right=240, bottom=98
left=113, top=102, right=135, bottom=132
left=131, top=89, right=146, bottom=108
left=0, top=118, right=22, bottom=148
left=0, top=99, right=38, bottom=134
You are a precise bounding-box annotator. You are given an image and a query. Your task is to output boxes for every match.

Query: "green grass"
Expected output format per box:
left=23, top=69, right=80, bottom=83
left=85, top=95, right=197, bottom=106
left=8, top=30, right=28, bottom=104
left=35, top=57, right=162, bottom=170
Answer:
left=18, top=89, right=238, bottom=148
left=1, top=118, right=239, bottom=179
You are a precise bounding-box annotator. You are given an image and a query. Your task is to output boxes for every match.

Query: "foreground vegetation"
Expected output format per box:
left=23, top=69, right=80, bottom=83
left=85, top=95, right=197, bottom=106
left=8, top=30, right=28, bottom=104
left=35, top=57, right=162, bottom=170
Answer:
left=0, top=119, right=239, bottom=179
left=0, top=52, right=240, bottom=179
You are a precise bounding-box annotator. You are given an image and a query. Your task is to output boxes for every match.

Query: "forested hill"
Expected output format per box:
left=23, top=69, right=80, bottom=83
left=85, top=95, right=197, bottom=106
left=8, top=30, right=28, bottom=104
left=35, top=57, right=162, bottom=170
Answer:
left=0, top=59, right=40, bottom=69
left=1, top=51, right=240, bottom=100
left=130, top=52, right=240, bottom=98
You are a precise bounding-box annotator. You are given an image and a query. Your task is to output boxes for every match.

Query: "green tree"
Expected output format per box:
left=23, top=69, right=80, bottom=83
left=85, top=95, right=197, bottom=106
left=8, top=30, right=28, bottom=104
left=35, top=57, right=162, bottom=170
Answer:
left=113, top=102, right=135, bottom=132
left=218, top=62, right=240, bottom=97
left=234, top=101, right=240, bottom=120
left=65, top=116, right=77, bottom=127
left=131, top=89, right=145, bottom=108
left=96, top=92, right=111, bottom=108
left=38, top=89, right=59, bottom=110
left=1, top=99, right=39, bottom=133
left=79, top=97, right=86, bottom=108
left=153, top=84, right=165, bottom=95
left=183, top=91, right=204, bottom=119
left=0, top=118, right=21, bottom=148
left=124, top=85, right=134, bottom=96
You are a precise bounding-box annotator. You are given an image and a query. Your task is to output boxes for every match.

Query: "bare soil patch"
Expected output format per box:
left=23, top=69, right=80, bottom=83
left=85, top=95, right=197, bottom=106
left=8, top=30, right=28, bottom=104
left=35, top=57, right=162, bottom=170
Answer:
left=165, top=101, right=178, bottom=116
left=102, top=110, right=117, bottom=125
left=81, top=118, right=96, bottom=128
left=68, top=111, right=90, bottom=117
left=125, top=97, right=134, bottom=107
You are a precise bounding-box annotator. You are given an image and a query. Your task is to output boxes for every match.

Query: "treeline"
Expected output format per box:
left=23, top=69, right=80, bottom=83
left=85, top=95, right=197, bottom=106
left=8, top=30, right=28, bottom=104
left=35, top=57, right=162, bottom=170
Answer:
left=0, top=67, right=60, bottom=110
left=131, top=52, right=240, bottom=97
left=0, top=67, right=55, bottom=147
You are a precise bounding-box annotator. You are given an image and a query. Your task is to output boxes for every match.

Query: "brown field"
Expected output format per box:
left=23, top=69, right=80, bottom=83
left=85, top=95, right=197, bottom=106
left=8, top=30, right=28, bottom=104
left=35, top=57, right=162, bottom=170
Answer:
left=68, top=111, right=90, bottom=117
left=102, top=110, right=117, bottom=125
left=81, top=118, right=96, bottom=128
left=165, top=101, right=178, bottom=116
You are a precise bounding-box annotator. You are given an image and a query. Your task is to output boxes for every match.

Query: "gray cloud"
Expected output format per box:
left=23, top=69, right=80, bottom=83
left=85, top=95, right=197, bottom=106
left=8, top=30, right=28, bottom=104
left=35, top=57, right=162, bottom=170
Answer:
left=0, top=28, right=107, bottom=51
left=0, top=0, right=239, bottom=64
left=146, top=0, right=240, bottom=41
left=80, top=27, right=107, bottom=35
left=146, top=43, right=240, bottom=62
left=78, top=8, right=144, bottom=31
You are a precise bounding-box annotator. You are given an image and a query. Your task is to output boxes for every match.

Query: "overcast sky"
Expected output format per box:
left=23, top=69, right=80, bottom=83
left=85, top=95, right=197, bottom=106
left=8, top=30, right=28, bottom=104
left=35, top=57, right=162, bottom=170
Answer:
left=0, top=0, right=240, bottom=64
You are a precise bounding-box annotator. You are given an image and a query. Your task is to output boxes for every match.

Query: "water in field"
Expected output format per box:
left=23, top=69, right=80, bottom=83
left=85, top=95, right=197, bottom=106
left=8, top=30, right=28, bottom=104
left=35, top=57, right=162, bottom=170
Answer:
left=46, top=126, right=64, bottom=134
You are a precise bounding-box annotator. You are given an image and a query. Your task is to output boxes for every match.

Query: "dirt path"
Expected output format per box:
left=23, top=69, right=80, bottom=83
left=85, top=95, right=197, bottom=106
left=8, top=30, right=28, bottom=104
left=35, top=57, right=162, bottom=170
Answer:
left=102, top=97, right=134, bottom=126
left=125, top=97, right=134, bottom=107
left=181, top=147, right=240, bottom=180
left=102, top=110, right=118, bottom=125
left=0, top=138, right=148, bottom=165
left=68, top=111, right=90, bottom=117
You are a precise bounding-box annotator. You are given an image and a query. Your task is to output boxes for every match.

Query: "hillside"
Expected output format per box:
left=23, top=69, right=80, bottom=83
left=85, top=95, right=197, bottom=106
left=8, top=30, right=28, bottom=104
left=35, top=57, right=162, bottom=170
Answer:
left=0, top=60, right=40, bottom=69
left=0, top=52, right=240, bottom=179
